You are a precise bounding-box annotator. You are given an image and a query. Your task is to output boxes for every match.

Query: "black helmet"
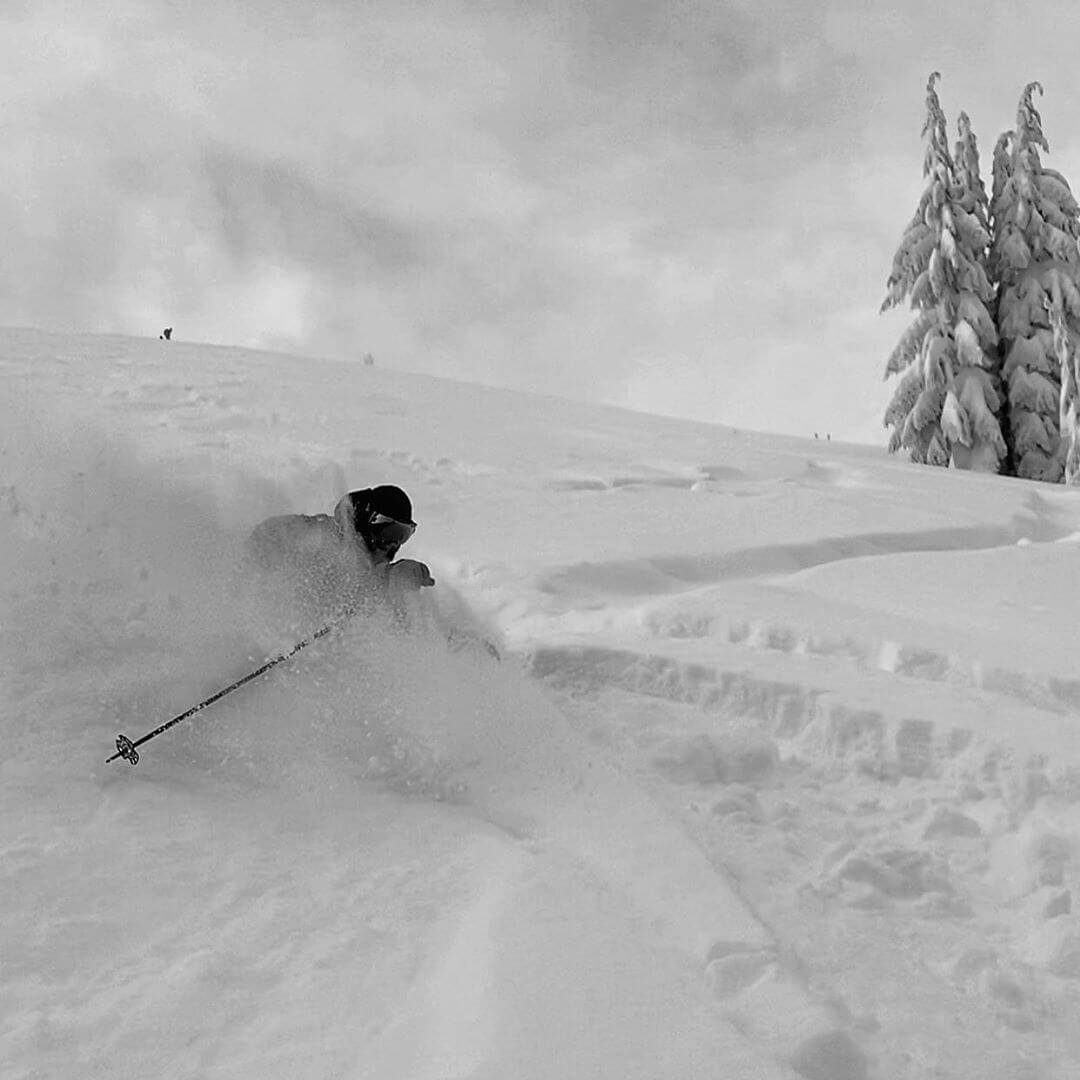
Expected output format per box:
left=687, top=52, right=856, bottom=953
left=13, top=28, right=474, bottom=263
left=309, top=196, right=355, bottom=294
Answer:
left=362, top=485, right=414, bottom=524
left=336, top=486, right=415, bottom=554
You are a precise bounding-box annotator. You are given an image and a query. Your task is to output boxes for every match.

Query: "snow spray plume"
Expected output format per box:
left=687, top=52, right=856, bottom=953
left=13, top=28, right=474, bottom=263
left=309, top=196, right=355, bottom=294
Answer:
left=2, top=391, right=567, bottom=813
left=0, top=401, right=292, bottom=778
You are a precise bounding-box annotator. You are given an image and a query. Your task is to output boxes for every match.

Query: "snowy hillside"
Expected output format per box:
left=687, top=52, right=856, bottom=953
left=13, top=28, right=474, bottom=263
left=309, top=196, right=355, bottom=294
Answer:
left=3, top=328, right=1080, bottom=1080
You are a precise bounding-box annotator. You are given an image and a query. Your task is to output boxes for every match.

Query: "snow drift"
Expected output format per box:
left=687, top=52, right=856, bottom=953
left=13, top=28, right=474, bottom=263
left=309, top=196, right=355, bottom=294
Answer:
left=3, top=328, right=1080, bottom=1080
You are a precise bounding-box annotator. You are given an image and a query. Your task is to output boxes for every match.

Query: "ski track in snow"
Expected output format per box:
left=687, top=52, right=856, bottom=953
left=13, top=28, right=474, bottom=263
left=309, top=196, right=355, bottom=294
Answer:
left=4, top=331, right=1080, bottom=1079
left=519, top=485, right=1080, bottom=1077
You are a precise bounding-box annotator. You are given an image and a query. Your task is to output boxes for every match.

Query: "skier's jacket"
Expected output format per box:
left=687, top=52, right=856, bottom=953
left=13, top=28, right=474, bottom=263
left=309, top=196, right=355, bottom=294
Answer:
left=246, top=494, right=432, bottom=625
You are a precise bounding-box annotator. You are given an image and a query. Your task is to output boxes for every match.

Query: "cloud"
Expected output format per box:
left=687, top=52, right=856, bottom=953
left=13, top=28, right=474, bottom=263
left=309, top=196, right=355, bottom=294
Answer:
left=199, top=149, right=425, bottom=277
left=4, top=1, right=1080, bottom=441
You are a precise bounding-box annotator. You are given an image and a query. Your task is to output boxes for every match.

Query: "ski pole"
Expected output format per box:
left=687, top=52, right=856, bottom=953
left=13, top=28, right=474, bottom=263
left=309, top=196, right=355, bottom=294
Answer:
left=106, top=622, right=337, bottom=765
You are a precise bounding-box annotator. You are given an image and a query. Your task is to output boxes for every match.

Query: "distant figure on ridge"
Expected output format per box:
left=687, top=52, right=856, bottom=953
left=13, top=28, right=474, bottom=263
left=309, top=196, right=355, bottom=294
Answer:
left=159, top=327, right=173, bottom=341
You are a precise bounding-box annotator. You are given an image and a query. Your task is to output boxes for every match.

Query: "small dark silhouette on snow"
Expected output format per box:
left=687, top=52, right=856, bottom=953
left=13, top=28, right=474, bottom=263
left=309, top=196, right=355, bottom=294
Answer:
left=159, top=327, right=173, bottom=341
left=814, top=432, right=819, bottom=439
left=363, top=352, right=375, bottom=366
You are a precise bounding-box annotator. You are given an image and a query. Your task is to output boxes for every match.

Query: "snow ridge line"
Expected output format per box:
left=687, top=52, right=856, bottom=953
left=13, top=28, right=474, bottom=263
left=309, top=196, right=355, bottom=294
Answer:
left=527, top=644, right=1080, bottom=796
left=536, top=516, right=1075, bottom=598
left=722, top=618, right=1080, bottom=716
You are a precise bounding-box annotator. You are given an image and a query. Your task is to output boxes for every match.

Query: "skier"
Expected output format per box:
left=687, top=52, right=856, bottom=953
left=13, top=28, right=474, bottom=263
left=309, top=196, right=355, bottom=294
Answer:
left=248, top=484, right=500, bottom=658
left=246, top=485, right=434, bottom=627
left=107, top=488, right=438, bottom=767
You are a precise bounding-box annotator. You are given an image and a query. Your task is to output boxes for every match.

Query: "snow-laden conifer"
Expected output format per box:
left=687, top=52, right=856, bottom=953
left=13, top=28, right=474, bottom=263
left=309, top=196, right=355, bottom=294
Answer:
left=1048, top=299, right=1080, bottom=484
left=990, top=82, right=1080, bottom=481
left=882, top=74, right=1005, bottom=470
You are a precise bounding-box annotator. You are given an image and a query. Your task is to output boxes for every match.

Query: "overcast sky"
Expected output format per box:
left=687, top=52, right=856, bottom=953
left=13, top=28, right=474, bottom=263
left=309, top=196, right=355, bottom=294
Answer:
left=4, top=1, right=1080, bottom=443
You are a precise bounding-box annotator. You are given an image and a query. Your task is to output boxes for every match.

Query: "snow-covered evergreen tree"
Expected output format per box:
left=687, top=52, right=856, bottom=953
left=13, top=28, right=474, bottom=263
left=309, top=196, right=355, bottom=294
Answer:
left=1048, top=298, right=1080, bottom=484
left=882, top=74, right=1005, bottom=470
left=990, top=82, right=1080, bottom=481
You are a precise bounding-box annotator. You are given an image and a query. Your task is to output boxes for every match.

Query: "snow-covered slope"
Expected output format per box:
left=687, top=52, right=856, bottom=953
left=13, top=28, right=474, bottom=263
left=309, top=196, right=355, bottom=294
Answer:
left=3, top=328, right=1080, bottom=1079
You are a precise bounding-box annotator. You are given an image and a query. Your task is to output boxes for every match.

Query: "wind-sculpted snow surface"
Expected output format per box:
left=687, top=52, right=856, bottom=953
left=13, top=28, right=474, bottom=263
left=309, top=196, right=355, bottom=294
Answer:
left=3, top=329, right=1080, bottom=1079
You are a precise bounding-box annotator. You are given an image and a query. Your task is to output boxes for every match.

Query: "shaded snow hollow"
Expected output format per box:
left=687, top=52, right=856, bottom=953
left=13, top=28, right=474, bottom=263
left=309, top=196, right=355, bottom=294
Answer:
left=3, top=328, right=1080, bottom=1079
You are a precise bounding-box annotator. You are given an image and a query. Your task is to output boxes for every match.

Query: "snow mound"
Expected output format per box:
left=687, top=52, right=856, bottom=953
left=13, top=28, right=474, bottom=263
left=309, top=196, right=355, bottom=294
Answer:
left=829, top=845, right=954, bottom=901
left=1015, top=917, right=1080, bottom=978
left=650, top=730, right=778, bottom=786
left=789, top=1029, right=870, bottom=1080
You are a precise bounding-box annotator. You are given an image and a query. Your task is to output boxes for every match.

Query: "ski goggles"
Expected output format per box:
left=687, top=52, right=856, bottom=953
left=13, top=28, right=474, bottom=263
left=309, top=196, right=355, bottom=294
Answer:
left=367, top=512, right=416, bottom=549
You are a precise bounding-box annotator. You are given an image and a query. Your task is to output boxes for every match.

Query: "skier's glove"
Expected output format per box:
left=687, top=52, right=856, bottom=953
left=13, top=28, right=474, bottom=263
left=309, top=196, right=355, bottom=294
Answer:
left=388, top=558, right=435, bottom=591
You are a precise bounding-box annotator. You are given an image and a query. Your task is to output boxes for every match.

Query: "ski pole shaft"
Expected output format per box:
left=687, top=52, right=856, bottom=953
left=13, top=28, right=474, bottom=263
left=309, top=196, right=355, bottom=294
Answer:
left=106, top=622, right=336, bottom=765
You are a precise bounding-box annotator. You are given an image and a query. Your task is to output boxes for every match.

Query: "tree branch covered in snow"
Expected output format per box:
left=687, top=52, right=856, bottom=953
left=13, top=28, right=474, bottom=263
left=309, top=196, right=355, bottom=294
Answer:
left=990, top=81, right=1080, bottom=481
left=1047, top=297, right=1080, bottom=484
